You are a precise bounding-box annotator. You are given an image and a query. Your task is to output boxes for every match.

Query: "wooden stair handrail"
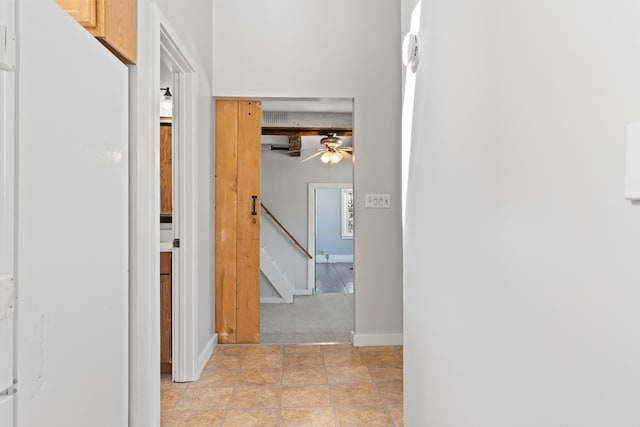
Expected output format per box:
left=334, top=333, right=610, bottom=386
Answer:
left=260, top=202, right=313, bottom=259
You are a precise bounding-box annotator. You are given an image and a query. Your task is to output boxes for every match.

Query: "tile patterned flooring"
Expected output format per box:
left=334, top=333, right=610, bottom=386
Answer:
left=161, top=344, right=403, bottom=426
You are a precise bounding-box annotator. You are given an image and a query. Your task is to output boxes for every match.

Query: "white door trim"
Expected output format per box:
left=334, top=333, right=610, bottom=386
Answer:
left=129, top=4, right=199, bottom=425
left=307, top=183, right=353, bottom=294
left=159, top=14, right=199, bottom=383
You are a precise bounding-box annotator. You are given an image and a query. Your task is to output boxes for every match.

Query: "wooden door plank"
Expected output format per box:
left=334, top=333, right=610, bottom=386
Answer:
left=236, top=100, right=261, bottom=343
left=215, top=99, right=239, bottom=344
left=236, top=239, right=260, bottom=343
left=237, top=100, right=262, bottom=241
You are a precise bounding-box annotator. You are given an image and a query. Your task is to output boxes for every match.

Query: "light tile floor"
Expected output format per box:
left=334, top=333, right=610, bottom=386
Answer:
left=162, top=344, right=403, bottom=426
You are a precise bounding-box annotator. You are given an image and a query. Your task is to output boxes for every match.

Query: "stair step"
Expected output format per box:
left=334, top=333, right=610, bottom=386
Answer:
left=260, top=246, right=293, bottom=304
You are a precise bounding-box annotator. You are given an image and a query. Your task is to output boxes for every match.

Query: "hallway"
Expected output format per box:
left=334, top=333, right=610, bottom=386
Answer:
left=161, top=344, right=403, bottom=426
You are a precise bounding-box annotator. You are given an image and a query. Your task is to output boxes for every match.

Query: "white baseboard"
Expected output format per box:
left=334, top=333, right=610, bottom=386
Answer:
left=196, top=334, right=218, bottom=379
left=260, top=297, right=285, bottom=304
left=315, top=254, right=353, bottom=263
left=351, top=332, right=403, bottom=347
left=294, top=289, right=312, bottom=296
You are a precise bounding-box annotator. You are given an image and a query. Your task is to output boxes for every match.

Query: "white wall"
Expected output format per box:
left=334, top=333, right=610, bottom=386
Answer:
left=316, top=188, right=354, bottom=256
left=213, top=0, right=403, bottom=345
left=261, top=145, right=352, bottom=296
left=156, top=0, right=215, bottom=370
left=403, top=0, right=640, bottom=425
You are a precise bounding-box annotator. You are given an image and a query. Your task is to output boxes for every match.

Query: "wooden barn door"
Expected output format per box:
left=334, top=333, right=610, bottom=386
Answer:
left=215, top=99, right=261, bottom=343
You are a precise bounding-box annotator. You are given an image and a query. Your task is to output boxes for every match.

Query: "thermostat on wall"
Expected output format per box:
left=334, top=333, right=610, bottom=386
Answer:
left=402, top=32, right=420, bottom=73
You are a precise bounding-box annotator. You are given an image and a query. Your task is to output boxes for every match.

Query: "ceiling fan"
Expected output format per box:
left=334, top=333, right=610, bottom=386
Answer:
left=298, top=133, right=353, bottom=164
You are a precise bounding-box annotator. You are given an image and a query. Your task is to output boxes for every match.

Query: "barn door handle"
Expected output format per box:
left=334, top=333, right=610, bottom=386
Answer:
left=251, top=195, right=258, bottom=215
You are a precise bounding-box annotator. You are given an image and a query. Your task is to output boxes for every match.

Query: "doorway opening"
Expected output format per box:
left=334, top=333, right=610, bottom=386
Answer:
left=310, top=184, right=354, bottom=294
left=259, top=98, right=355, bottom=344
left=158, top=22, right=198, bottom=382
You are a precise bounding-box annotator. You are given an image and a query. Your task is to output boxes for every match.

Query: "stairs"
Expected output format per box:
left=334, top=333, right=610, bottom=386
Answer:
left=260, top=246, right=294, bottom=303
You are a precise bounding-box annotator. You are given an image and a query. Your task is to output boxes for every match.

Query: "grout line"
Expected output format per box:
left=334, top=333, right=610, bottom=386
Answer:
left=321, top=346, right=340, bottom=427
left=361, top=347, right=399, bottom=427
left=161, top=343, right=402, bottom=426
left=278, top=345, right=284, bottom=427
left=219, top=345, right=244, bottom=427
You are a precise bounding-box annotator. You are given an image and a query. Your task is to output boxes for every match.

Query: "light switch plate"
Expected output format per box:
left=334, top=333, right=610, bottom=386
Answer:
left=365, top=193, right=390, bottom=208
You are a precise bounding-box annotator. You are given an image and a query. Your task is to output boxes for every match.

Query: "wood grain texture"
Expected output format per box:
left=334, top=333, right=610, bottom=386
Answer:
left=89, top=0, right=137, bottom=64
left=236, top=238, right=260, bottom=343
left=236, top=101, right=262, bottom=241
left=236, top=100, right=262, bottom=343
left=160, top=125, right=172, bottom=215
left=288, top=136, right=302, bottom=157
left=55, top=0, right=97, bottom=27
left=215, top=100, right=239, bottom=344
left=262, top=127, right=352, bottom=136
left=58, top=0, right=136, bottom=63
left=160, top=253, right=172, bottom=374
left=160, top=252, right=172, bottom=275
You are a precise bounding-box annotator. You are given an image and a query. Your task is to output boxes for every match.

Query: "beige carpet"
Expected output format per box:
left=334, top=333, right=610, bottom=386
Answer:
left=260, top=293, right=354, bottom=344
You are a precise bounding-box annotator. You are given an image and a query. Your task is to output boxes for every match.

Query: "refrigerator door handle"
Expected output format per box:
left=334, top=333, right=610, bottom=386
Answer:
left=0, top=275, right=15, bottom=320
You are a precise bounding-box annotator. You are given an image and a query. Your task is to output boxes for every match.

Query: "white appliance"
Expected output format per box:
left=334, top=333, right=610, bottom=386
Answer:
left=0, top=2, right=129, bottom=426
left=0, top=276, right=15, bottom=426
left=0, top=1, right=16, bottom=425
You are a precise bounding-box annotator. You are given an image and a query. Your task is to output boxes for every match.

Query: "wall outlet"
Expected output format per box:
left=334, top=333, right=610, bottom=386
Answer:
left=365, top=193, right=390, bottom=208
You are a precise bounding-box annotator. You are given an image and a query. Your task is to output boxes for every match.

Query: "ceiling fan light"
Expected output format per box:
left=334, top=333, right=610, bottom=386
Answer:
left=330, top=152, right=343, bottom=164
left=320, top=151, right=332, bottom=163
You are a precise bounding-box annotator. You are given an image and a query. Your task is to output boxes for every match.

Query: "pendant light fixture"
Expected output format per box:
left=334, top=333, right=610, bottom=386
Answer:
left=160, top=87, right=172, bottom=117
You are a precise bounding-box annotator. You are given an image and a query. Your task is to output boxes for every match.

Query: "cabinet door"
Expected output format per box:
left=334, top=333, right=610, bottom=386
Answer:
left=55, top=0, right=97, bottom=27
left=160, top=253, right=172, bottom=373
left=88, top=0, right=137, bottom=64
left=160, top=124, right=172, bottom=215
left=55, top=0, right=136, bottom=64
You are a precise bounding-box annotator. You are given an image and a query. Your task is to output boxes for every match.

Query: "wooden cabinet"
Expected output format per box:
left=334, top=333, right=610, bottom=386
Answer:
left=160, top=124, right=172, bottom=215
left=56, top=0, right=137, bottom=64
left=160, top=252, right=172, bottom=374
left=215, top=99, right=262, bottom=344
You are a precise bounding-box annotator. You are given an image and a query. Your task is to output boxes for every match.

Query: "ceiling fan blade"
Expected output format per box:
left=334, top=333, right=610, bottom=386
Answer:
left=285, top=148, right=323, bottom=154
left=341, top=147, right=353, bottom=152
left=341, top=151, right=353, bottom=160
left=270, top=145, right=290, bottom=151
left=301, top=151, right=324, bottom=162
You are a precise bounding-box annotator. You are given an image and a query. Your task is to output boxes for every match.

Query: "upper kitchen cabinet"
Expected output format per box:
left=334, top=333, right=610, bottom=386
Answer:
left=160, top=124, right=172, bottom=216
left=56, top=0, right=137, bottom=64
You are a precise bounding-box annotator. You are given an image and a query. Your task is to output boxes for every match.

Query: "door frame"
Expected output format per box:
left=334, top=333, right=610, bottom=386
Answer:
left=159, top=13, right=198, bottom=382
left=307, top=182, right=354, bottom=293
left=130, top=6, right=200, bottom=424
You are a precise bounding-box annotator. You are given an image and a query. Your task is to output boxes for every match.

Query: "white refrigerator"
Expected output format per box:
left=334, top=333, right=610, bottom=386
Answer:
left=0, top=0, right=16, bottom=425
left=2, top=1, right=129, bottom=425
